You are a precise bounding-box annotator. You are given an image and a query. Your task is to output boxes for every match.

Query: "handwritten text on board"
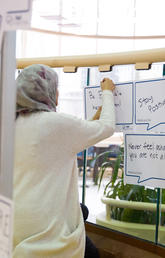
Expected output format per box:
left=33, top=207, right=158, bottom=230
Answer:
left=84, top=83, right=133, bottom=126
left=125, top=134, right=165, bottom=188
left=135, top=79, right=165, bottom=130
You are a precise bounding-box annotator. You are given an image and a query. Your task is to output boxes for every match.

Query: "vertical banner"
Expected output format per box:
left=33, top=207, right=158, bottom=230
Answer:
left=1, top=0, right=32, bottom=30
left=0, top=196, right=13, bottom=258
left=0, top=0, right=32, bottom=47
left=0, top=1, right=33, bottom=257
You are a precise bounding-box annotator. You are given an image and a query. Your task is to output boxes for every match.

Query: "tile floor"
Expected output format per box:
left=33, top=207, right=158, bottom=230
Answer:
left=78, top=177, right=109, bottom=223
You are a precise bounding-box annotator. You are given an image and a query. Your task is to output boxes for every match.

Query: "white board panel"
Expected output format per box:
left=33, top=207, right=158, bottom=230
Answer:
left=84, top=82, right=133, bottom=129
left=135, top=78, right=165, bottom=131
left=125, top=133, right=165, bottom=188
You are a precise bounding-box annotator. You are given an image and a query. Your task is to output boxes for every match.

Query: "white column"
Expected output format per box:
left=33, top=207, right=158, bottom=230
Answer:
left=0, top=31, right=16, bottom=198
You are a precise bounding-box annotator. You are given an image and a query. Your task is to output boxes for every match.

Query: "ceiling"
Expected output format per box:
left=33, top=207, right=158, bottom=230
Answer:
left=32, top=0, right=165, bottom=38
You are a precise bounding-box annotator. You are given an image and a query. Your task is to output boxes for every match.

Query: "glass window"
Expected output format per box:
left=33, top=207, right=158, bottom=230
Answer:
left=79, top=64, right=165, bottom=245
left=16, top=0, right=165, bottom=247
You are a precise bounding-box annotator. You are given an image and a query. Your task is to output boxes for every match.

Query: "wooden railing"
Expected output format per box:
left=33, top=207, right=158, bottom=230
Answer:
left=17, top=47, right=165, bottom=72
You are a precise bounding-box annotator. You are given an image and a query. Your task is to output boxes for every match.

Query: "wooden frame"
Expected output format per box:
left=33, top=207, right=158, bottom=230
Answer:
left=86, top=222, right=165, bottom=257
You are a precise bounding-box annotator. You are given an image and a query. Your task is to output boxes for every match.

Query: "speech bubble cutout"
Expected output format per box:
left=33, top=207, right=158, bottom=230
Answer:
left=125, top=134, right=165, bottom=187
left=135, top=79, right=165, bottom=130
left=85, top=82, right=133, bottom=124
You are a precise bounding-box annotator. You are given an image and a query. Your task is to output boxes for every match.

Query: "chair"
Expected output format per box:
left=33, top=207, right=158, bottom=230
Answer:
left=77, top=147, right=95, bottom=176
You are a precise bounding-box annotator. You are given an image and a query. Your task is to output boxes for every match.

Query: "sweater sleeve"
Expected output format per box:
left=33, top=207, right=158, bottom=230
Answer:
left=61, top=90, right=115, bottom=155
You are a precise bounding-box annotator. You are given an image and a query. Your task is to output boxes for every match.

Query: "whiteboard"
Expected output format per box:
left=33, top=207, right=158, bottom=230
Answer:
left=84, top=82, right=133, bottom=128
left=125, top=133, right=165, bottom=188
left=135, top=78, right=165, bottom=131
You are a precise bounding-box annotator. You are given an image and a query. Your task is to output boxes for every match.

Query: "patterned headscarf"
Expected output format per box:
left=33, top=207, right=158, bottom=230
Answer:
left=16, top=64, right=58, bottom=115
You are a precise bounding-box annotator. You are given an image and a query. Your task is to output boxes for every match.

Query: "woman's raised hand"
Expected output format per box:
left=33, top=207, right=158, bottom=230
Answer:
left=101, top=78, right=115, bottom=92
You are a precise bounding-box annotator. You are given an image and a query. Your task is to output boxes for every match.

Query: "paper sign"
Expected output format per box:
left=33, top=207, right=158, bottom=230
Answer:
left=1, top=0, right=30, bottom=12
left=0, top=0, right=32, bottom=56
left=84, top=82, right=133, bottom=129
left=125, top=133, right=165, bottom=188
left=135, top=78, right=165, bottom=131
left=1, top=0, right=32, bottom=30
left=0, top=195, right=13, bottom=258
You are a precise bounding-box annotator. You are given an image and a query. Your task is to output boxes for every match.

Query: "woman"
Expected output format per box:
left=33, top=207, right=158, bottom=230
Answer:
left=13, top=64, right=115, bottom=258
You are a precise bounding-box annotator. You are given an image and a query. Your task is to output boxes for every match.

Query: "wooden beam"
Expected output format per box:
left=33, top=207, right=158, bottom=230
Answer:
left=17, top=48, right=165, bottom=69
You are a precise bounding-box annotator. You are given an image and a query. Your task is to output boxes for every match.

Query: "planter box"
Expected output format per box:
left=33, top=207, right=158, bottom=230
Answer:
left=96, top=197, right=165, bottom=243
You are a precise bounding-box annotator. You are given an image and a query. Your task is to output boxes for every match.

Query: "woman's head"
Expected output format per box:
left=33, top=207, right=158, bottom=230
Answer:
left=16, top=64, right=59, bottom=115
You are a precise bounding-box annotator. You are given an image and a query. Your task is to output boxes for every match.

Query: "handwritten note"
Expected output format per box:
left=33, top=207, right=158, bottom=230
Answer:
left=84, top=83, right=133, bottom=128
left=0, top=2, right=32, bottom=257
left=125, top=133, right=165, bottom=188
left=0, top=195, right=13, bottom=258
left=135, top=78, right=165, bottom=130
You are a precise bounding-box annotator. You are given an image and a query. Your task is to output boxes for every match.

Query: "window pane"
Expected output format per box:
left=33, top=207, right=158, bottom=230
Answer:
left=83, top=64, right=164, bottom=244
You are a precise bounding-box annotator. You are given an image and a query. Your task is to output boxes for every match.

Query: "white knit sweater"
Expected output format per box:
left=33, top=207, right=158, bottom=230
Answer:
left=13, top=90, right=115, bottom=258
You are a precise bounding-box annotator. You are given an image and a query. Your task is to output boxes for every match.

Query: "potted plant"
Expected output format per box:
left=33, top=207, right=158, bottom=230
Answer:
left=95, top=146, right=165, bottom=242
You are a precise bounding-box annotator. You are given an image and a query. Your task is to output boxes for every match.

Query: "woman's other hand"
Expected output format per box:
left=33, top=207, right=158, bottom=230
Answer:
left=101, top=78, right=115, bottom=92
left=92, top=106, right=102, bottom=120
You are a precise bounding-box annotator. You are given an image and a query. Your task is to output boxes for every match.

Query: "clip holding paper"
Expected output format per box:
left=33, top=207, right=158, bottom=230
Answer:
left=63, top=66, right=77, bottom=73
left=98, top=65, right=112, bottom=72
